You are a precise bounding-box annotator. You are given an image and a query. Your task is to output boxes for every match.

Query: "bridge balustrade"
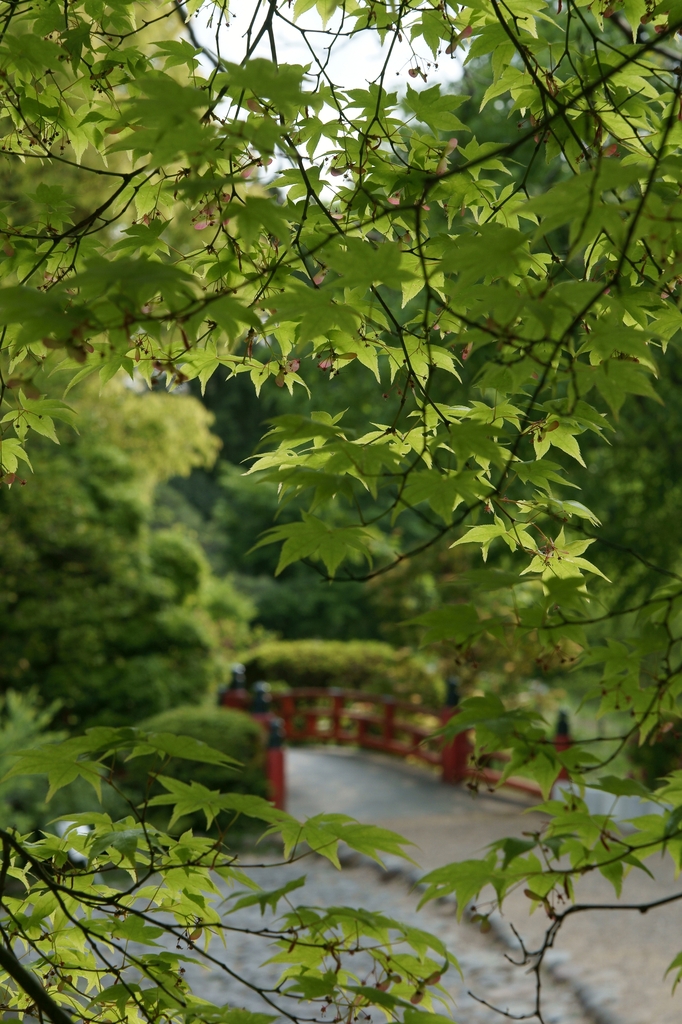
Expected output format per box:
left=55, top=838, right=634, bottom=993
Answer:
left=273, top=687, right=444, bottom=766
left=221, top=681, right=568, bottom=800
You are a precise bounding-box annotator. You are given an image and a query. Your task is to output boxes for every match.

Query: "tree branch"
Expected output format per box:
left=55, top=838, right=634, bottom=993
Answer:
left=0, top=939, right=74, bottom=1024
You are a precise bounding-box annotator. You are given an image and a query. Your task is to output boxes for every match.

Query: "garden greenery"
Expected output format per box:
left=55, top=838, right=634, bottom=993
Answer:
left=4, top=0, right=682, bottom=1021
left=242, top=639, right=441, bottom=701
left=0, top=380, right=253, bottom=730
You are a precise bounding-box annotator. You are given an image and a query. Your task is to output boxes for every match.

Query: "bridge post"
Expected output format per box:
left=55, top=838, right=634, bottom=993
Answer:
left=356, top=711, right=368, bottom=748
left=441, top=676, right=469, bottom=784
left=249, top=684, right=288, bottom=811
left=279, top=694, right=295, bottom=740
left=304, top=707, right=318, bottom=740
left=382, top=696, right=396, bottom=748
left=330, top=688, right=344, bottom=741
left=554, top=710, right=571, bottom=781
left=220, top=662, right=249, bottom=711
left=266, top=717, right=286, bottom=810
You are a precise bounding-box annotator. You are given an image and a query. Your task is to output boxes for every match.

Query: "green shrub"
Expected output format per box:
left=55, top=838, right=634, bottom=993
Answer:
left=0, top=690, right=63, bottom=834
left=243, top=639, right=443, bottom=705
left=628, top=721, right=682, bottom=788
left=122, top=706, right=268, bottom=832
left=0, top=382, right=256, bottom=732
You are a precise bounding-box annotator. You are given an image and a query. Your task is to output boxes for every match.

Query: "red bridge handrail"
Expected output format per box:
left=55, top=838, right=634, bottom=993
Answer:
left=221, top=684, right=566, bottom=799
left=272, top=687, right=443, bottom=767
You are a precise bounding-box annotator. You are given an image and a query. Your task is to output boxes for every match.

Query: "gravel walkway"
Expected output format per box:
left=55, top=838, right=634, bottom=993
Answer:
left=281, top=747, right=682, bottom=1024
left=183, top=856, right=590, bottom=1024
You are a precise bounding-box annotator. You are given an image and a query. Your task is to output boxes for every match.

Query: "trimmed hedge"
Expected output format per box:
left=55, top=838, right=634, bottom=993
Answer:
left=243, top=639, right=442, bottom=704
left=123, top=706, right=267, bottom=832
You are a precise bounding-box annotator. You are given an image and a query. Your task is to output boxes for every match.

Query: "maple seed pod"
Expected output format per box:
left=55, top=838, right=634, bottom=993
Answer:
left=410, top=991, right=424, bottom=1005
left=446, top=25, right=472, bottom=52
left=189, top=927, right=202, bottom=941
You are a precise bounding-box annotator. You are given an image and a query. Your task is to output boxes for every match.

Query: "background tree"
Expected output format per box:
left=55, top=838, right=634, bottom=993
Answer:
left=0, top=379, right=254, bottom=728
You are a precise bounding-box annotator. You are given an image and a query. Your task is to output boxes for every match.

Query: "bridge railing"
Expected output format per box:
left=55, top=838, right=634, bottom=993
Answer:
left=272, top=687, right=444, bottom=767
left=220, top=680, right=570, bottom=801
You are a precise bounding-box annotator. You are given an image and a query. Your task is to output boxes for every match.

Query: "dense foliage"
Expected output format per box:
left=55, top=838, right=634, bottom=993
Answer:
left=124, top=705, right=268, bottom=831
left=211, top=460, right=382, bottom=640
left=0, top=381, right=254, bottom=728
left=243, top=639, right=442, bottom=702
left=4, top=0, right=682, bottom=1023
left=0, top=690, right=62, bottom=834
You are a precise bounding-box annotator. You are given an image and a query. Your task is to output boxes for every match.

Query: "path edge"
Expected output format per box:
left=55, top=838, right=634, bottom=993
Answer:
left=337, top=846, right=619, bottom=1024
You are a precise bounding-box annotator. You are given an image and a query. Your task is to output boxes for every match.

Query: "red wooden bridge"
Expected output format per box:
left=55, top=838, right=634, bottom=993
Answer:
left=221, top=682, right=571, bottom=804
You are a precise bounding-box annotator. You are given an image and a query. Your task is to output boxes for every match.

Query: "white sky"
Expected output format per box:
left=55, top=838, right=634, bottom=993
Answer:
left=193, top=0, right=463, bottom=98
left=186, top=2, right=465, bottom=203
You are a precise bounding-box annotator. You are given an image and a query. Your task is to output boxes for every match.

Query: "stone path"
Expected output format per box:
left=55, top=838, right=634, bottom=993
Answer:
left=181, top=748, right=588, bottom=1024
left=284, top=746, right=682, bottom=1024
left=184, top=856, right=588, bottom=1024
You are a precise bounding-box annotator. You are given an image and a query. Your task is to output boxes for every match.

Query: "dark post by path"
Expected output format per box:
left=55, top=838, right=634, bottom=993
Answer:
left=220, top=669, right=287, bottom=810
left=440, top=677, right=470, bottom=784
